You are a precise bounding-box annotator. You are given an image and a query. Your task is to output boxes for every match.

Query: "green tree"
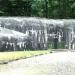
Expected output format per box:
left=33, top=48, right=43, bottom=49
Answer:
left=0, top=0, right=75, bottom=18
left=0, top=0, right=12, bottom=16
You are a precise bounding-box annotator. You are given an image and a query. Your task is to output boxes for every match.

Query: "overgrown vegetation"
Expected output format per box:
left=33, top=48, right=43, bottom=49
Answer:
left=0, top=50, right=50, bottom=64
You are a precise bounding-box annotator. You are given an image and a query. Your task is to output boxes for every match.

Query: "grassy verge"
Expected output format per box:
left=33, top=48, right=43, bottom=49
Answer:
left=0, top=50, right=50, bottom=64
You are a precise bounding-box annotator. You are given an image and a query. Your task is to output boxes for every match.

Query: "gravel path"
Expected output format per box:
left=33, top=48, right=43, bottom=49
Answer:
left=0, top=51, right=75, bottom=75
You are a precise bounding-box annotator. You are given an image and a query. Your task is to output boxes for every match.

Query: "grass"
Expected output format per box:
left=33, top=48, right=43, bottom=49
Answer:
left=0, top=50, right=50, bottom=64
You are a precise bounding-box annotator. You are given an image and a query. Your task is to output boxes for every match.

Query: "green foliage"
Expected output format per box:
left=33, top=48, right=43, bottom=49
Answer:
left=0, top=0, right=32, bottom=16
left=48, top=41, right=65, bottom=49
left=58, top=41, right=65, bottom=49
left=48, top=42, right=53, bottom=49
left=0, top=0, right=75, bottom=18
